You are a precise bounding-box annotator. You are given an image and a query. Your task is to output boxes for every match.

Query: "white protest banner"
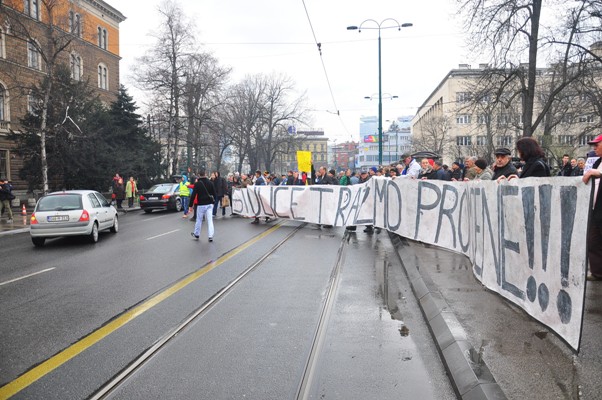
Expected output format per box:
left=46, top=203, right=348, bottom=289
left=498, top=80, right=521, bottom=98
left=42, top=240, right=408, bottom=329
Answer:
left=233, top=176, right=590, bottom=351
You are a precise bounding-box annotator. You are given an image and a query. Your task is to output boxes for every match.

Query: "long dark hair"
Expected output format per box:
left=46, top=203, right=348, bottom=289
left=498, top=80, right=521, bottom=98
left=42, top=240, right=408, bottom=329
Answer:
left=516, top=137, right=545, bottom=161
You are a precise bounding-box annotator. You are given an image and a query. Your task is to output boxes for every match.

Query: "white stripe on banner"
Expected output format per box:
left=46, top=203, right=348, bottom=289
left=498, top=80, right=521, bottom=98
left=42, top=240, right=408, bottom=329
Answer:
left=233, top=177, right=589, bottom=351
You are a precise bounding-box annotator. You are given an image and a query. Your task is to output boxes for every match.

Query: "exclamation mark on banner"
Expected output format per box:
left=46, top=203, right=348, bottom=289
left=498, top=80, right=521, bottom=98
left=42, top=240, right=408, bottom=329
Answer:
left=538, top=185, right=552, bottom=272
left=521, top=186, right=535, bottom=269
left=559, top=186, right=577, bottom=288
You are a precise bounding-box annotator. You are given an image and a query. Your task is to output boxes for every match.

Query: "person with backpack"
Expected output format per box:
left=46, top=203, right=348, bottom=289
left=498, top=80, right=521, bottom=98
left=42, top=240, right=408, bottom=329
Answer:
left=0, top=178, right=15, bottom=223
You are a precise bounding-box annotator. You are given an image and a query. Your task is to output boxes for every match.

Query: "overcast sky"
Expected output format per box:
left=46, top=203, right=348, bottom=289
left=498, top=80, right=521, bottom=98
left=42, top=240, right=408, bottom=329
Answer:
left=105, top=0, right=475, bottom=144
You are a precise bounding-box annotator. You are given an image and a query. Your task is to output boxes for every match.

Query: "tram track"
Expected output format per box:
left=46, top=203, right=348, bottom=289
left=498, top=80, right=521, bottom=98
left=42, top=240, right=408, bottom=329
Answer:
left=89, top=222, right=308, bottom=399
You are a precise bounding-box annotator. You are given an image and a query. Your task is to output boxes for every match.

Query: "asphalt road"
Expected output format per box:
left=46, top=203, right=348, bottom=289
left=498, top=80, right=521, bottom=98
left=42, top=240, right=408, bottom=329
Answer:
left=0, top=211, right=455, bottom=399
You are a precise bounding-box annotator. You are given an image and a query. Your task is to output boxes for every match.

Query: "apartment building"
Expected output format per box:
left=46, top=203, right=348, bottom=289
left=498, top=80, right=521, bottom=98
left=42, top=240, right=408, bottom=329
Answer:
left=0, top=0, right=125, bottom=190
left=412, top=64, right=599, bottom=165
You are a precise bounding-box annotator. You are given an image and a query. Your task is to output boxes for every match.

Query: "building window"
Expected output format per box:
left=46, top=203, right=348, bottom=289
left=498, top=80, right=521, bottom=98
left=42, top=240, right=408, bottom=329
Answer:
left=558, top=135, right=574, bottom=145
left=456, top=136, right=472, bottom=146
left=70, top=53, right=82, bottom=81
left=0, top=27, right=5, bottom=59
left=28, top=40, right=41, bottom=70
left=98, top=63, right=108, bottom=90
left=477, top=114, right=490, bottom=125
left=0, top=85, right=5, bottom=121
left=579, top=135, right=597, bottom=146
left=27, top=94, right=40, bottom=115
left=497, top=136, right=513, bottom=146
left=456, top=114, right=471, bottom=124
left=476, top=136, right=486, bottom=146
left=0, top=149, right=8, bottom=180
left=456, top=92, right=471, bottom=103
left=98, top=27, right=107, bottom=49
left=578, top=114, right=595, bottom=123
left=69, top=11, right=81, bottom=36
left=24, top=0, right=39, bottom=19
left=497, top=114, right=512, bottom=125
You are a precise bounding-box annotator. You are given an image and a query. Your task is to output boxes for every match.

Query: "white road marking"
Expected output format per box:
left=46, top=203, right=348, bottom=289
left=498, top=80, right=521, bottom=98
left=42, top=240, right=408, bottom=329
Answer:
left=146, top=229, right=180, bottom=240
left=0, top=267, right=56, bottom=287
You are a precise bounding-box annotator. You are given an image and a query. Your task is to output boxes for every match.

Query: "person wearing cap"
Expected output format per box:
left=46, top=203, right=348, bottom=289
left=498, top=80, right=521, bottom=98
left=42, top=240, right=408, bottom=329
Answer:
left=492, top=147, right=518, bottom=180
left=582, top=134, right=602, bottom=281
left=507, top=137, right=550, bottom=179
left=369, top=166, right=378, bottom=177
left=450, top=162, right=463, bottom=181
left=473, top=158, right=493, bottom=180
left=398, top=153, right=421, bottom=179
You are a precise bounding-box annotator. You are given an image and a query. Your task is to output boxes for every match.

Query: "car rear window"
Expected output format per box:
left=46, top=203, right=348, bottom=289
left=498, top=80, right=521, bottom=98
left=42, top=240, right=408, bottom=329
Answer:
left=147, top=184, right=174, bottom=193
left=37, top=194, right=83, bottom=211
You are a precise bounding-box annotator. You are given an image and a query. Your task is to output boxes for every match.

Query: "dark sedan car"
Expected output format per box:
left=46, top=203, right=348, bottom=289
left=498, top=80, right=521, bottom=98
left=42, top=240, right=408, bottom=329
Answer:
left=139, top=183, right=182, bottom=213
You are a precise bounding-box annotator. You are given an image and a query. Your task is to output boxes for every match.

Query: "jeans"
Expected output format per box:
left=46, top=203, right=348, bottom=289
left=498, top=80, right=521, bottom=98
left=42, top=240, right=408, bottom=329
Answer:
left=194, top=204, right=214, bottom=239
left=181, top=196, right=189, bottom=214
left=213, top=196, right=223, bottom=216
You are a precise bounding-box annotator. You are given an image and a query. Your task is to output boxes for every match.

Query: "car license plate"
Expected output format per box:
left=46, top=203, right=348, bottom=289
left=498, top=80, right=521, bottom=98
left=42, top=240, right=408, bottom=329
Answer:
left=149, top=197, right=158, bottom=200
left=47, top=215, right=69, bottom=222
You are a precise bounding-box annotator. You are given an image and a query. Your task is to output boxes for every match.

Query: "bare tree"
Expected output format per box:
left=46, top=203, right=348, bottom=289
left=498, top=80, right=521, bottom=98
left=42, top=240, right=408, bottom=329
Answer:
left=457, top=0, right=602, bottom=139
left=134, top=1, right=195, bottom=176
left=412, top=115, right=453, bottom=159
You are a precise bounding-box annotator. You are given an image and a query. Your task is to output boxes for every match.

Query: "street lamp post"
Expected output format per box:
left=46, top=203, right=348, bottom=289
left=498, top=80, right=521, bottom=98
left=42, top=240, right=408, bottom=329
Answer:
left=348, top=19, right=412, bottom=165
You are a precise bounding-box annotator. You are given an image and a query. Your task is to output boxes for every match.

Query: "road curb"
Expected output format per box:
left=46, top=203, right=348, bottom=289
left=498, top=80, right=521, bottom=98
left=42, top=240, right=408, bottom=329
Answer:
left=390, top=234, right=507, bottom=400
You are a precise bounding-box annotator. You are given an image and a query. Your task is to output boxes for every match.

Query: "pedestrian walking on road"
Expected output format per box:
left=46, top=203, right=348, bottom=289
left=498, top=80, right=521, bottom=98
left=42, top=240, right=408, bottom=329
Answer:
left=189, top=169, right=216, bottom=242
left=0, top=178, right=14, bottom=223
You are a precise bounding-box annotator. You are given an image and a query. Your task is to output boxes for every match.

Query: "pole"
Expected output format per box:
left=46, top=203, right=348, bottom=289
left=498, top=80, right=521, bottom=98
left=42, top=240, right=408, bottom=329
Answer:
left=378, top=31, right=383, bottom=166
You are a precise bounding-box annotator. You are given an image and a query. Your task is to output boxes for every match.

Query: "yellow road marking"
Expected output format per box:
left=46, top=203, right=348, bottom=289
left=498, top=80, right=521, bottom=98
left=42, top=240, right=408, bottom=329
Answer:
left=0, top=223, right=284, bottom=399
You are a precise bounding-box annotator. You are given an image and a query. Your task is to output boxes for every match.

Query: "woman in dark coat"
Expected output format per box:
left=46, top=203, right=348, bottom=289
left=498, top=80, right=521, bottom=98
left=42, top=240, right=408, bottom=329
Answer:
left=508, top=137, right=550, bottom=179
left=114, top=177, right=125, bottom=209
left=582, top=135, right=602, bottom=280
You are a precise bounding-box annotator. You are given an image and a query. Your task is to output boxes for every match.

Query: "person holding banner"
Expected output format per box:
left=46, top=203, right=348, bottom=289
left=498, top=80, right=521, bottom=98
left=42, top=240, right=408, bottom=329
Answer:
left=582, top=134, right=602, bottom=281
left=507, top=137, right=551, bottom=179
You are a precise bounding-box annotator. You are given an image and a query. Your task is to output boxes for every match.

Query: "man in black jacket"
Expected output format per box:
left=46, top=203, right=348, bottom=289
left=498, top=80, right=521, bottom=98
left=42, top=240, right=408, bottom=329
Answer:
left=188, top=169, right=216, bottom=242
left=0, top=178, right=14, bottom=223
left=491, top=147, right=518, bottom=180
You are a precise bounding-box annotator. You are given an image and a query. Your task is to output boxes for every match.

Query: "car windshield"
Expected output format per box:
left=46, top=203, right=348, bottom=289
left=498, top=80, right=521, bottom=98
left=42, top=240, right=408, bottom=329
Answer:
left=37, top=194, right=83, bottom=211
left=146, top=184, right=174, bottom=193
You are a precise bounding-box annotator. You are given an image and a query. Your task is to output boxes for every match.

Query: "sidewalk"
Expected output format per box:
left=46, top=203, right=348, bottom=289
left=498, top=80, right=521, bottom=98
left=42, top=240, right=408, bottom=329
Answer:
left=392, top=234, right=602, bottom=400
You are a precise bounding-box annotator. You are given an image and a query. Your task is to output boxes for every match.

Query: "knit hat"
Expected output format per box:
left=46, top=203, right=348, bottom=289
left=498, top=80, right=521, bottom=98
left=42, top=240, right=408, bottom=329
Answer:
left=475, top=158, right=488, bottom=170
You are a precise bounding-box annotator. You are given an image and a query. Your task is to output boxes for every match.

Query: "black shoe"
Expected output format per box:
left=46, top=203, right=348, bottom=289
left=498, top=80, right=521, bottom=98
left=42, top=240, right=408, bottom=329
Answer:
left=346, top=226, right=356, bottom=231
left=190, top=232, right=199, bottom=240
left=363, top=226, right=374, bottom=233
left=251, top=218, right=259, bottom=224
left=208, top=237, right=213, bottom=242
left=265, top=217, right=270, bottom=222
left=375, top=227, right=381, bottom=234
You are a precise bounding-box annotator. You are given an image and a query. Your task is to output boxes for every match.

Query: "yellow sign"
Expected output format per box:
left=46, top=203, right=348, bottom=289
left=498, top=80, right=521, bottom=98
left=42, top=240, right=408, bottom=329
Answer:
left=297, top=151, right=312, bottom=173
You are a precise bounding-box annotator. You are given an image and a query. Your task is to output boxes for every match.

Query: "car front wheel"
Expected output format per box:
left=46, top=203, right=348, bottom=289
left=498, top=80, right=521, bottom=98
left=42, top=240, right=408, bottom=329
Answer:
left=110, top=216, right=118, bottom=233
left=89, top=222, right=99, bottom=243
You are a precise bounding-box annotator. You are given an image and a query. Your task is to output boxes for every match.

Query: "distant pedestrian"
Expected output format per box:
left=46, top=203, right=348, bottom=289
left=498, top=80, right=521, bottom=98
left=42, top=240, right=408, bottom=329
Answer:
left=0, top=178, right=14, bottom=223
left=125, top=176, right=138, bottom=208
left=189, top=169, right=216, bottom=242
left=178, top=175, right=191, bottom=218
left=114, top=177, right=125, bottom=209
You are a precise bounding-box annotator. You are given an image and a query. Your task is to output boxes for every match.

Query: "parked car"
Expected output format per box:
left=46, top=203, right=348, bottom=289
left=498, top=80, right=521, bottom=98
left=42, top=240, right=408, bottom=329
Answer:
left=139, top=183, right=182, bottom=213
left=30, top=190, right=118, bottom=247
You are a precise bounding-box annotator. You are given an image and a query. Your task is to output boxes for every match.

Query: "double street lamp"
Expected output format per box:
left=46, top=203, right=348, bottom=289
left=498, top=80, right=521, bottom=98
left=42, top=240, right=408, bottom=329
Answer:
left=348, top=19, right=412, bottom=165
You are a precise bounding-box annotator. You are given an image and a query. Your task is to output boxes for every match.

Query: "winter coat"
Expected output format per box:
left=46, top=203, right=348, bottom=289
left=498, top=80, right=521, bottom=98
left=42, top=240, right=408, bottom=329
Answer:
left=189, top=177, right=216, bottom=206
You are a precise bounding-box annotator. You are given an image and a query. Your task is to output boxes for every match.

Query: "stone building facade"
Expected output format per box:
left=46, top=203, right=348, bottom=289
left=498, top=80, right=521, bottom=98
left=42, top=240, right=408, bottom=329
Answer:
left=0, top=0, right=125, bottom=192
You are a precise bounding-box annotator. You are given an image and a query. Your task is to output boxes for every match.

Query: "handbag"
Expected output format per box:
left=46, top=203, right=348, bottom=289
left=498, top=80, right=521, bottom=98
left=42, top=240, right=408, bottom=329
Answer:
left=221, top=196, right=230, bottom=207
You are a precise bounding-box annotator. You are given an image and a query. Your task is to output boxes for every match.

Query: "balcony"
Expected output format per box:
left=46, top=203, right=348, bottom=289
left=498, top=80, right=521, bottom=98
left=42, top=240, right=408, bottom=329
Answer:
left=0, top=120, right=10, bottom=131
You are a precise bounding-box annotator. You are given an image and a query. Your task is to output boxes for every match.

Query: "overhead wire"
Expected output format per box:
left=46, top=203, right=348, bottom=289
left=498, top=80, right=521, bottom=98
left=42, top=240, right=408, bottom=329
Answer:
left=300, top=0, right=354, bottom=141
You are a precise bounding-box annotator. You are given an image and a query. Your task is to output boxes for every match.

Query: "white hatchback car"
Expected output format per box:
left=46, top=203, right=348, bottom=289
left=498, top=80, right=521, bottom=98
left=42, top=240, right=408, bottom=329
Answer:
left=30, top=190, right=118, bottom=247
